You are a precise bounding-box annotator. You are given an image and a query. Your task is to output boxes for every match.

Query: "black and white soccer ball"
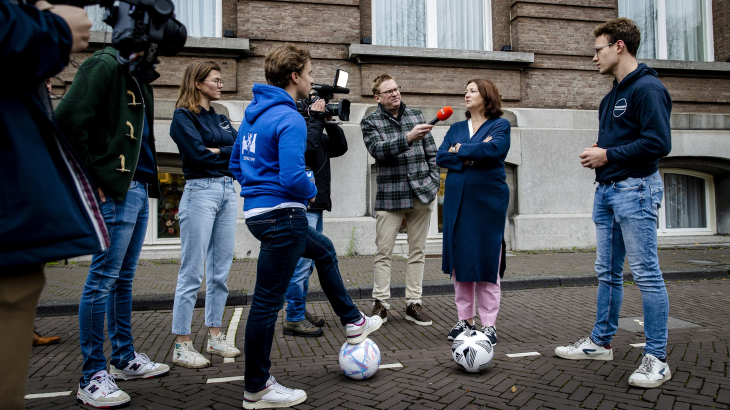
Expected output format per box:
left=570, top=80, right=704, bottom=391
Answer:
left=451, top=330, right=494, bottom=373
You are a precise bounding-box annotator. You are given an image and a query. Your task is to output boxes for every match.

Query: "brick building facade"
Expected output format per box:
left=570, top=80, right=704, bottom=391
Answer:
left=58, top=0, right=730, bottom=257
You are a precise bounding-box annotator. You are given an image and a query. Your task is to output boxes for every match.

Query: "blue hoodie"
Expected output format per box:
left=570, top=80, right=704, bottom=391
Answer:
left=596, top=63, right=672, bottom=183
left=229, top=84, right=316, bottom=211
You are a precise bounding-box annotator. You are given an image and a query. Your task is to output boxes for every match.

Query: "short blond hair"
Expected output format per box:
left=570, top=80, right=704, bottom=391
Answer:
left=264, top=45, right=311, bottom=89
left=371, top=73, right=394, bottom=95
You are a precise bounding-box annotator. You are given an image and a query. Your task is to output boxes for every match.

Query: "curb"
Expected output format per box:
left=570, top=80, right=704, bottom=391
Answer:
left=36, top=268, right=729, bottom=317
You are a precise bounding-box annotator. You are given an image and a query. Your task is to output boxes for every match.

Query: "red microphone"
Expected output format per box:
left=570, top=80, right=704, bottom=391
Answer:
left=427, top=106, right=454, bottom=125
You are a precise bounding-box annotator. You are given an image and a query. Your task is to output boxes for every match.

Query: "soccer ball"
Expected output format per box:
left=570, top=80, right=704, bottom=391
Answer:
left=451, top=330, right=494, bottom=373
left=339, top=338, right=381, bottom=380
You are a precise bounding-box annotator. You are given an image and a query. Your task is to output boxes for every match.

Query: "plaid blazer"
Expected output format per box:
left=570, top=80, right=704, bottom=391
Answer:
left=361, top=103, right=439, bottom=211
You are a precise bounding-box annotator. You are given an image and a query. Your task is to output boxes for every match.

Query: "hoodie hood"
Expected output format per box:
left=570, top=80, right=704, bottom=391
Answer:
left=245, top=83, right=296, bottom=124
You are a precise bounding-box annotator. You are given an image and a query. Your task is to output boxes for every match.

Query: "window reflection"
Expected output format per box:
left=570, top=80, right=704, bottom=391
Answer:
left=157, top=173, right=185, bottom=239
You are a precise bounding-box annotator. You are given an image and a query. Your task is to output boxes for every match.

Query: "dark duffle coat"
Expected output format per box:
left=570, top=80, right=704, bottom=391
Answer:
left=436, top=117, right=511, bottom=284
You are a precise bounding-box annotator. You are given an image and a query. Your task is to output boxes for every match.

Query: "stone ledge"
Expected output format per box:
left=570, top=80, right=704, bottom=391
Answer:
left=88, top=31, right=250, bottom=58
left=641, top=59, right=730, bottom=78
left=349, top=44, right=534, bottom=70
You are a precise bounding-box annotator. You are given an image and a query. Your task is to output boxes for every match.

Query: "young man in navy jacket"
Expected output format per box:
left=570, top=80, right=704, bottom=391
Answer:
left=555, top=18, right=672, bottom=389
left=229, top=44, right=382, bottom=409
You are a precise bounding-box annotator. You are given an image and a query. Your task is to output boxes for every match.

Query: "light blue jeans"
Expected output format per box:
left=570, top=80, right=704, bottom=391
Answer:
left=79, top=181, right=148, bottom=385
left=172, top=176, right=237, bottom=335
left=590, top=171, right=669, bottom=359
left=285, top=211, right=323, bottom=322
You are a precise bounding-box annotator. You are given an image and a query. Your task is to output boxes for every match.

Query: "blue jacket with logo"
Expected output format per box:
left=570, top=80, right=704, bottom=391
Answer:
left=229, top=84, right=316, bottom=211
left=596, top=63, right=672, bottom=183
left=170, top=106, right=237, bottom=180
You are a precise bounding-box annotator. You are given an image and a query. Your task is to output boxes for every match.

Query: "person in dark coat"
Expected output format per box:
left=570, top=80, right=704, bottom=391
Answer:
left=0, top=2, right=101, bottom=408
left=283, top=98, right=349, bottom=338
left=436, top=79, right=510, bottom=345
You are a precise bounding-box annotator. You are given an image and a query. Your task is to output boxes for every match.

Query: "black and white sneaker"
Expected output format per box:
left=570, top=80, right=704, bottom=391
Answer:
left=481, top=325, right=498, bottom=346
left=447, top=320, right=475, bottom=341
left=77, top=370, right=130, bottom=408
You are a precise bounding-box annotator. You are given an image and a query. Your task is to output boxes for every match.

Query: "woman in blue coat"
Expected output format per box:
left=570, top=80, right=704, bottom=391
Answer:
left=436, top=79, right=510, bottom=345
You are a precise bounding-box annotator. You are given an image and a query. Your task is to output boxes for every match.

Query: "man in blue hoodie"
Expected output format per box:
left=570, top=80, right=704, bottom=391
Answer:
left=229, top=44, right=382, bottom=409
left=555, top=18, right=672, bottom=389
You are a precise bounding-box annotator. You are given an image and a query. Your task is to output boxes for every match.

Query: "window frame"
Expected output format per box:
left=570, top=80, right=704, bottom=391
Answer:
left=144, top=168, right=185, bottom=246
left=372, top=0, right=493, bottom=52
left=621, top=0, right=714, bottom=62
left=657, top=168, right=716, bottom=236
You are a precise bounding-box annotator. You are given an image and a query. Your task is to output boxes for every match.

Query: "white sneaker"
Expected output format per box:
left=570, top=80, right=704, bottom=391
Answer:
left=242, top=375, right=307, bottom=409
left=207, top=331, right=241, bottom=358
left=109, top=351, right=170, bottom=380
left=77, top=370, right=131, bottom=408
left=555, top=337, right=614, bottom=361
left=628, top=354, right=671, bottom=388
left=173, top=341, right=211, bottom=369
left=345, top=312, right=382, bottom=345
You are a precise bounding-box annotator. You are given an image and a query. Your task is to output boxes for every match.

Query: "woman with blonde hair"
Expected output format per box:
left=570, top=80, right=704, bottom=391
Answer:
left=437, top=78, right=510, bottom=344
left=169, top=60, right=240, bottom=368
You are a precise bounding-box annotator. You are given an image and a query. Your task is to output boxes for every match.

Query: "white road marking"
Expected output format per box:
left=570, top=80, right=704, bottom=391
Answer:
left=206, top=376, right=245, bottom=384
left=25, top=391, right=74, bottom=399
left=505, top=352, right=542, bottom=358
left=630, top=343, right=646, bottom=348
left=223, top=307, right=244, bottom=363
left=379, top=363, right=403, bottom=369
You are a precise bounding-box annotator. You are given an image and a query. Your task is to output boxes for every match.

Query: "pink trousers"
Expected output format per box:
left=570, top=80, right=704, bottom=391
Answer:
left=452, top=246, right=502, bottom=327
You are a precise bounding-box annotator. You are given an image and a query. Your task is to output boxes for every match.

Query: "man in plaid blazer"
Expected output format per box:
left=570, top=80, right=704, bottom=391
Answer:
left=361, top=73, right=439, bottom=327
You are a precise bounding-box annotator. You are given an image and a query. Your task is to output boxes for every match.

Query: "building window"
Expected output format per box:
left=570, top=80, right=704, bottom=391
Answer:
left=87, top=0, right=222, bottom=37
left=372, top=0, right=492, bottom=51
left=145, top=170, right=185, bottom=245
left=618, top=0, right=714, bottom=62
left=658, top=169, right=715, bottom=235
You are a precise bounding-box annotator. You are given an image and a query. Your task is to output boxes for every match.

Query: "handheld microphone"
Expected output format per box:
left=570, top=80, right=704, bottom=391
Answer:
left=427, top=106, right=454, bottom=125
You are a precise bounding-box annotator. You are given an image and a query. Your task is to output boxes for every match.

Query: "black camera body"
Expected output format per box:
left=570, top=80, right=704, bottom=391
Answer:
left=42, top=0, right=187, bottom=82
left=297, top=69, right=351, bottom=122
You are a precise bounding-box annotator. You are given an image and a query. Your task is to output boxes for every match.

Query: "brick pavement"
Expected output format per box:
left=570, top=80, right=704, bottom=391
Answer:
left=26, top=279, right=730, bottom=409
left=40, top=247, right=730, bottom=303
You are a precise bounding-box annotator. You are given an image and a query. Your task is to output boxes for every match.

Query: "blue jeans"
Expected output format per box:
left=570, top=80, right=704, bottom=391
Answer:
left=590, top=171, right=668, bottom=358
left=284, top=210, right=323, bottom=322
left=244, top=208, right=361, bottom=392
left=172, top=177, right=237, bottom=335
left=78, top=181, right=148, bottom=384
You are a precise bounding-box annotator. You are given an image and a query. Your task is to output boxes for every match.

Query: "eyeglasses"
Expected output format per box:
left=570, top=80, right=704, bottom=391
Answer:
left=594, top=43, right=614, bottom=56
left=376, top=86, right=401, bottom=96
left=206, top=78, right=223, bottom=87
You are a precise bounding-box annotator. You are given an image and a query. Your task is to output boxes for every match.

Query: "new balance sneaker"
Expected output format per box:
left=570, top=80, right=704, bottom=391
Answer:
left=173, top=341, right=210, bottom=369
left=405, top=303, right=433, bottom=326
left=371, top=300, right=388, bottom=323
left=207, top=331, right=241, bottom=357
left=447, top=320, right=475, bottom=341
left=628, top=354, right=671, bottom=388
left=283, top=319, right=323, bottom=338
left=242, top=375, right=307, bottom=409
left=77, top=370, right=130, bottom=408
left=481, top=325, right=498, bottom=346
left=554, top=337, right=614, bottom=361
left=345, top=313, right=382, bottom=345
left=304, top=311, right=325, bottom=327
left=109, top=352, right=170, bottom=380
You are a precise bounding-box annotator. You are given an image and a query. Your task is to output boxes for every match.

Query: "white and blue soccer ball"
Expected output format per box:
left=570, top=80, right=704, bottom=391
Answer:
left=452, top=330, right=494, bottom=373
left=339, top=338, right=381, bottom=380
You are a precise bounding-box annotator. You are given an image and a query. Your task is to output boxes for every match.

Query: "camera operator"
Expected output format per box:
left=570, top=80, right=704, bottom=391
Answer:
left=0, top=1, right=104, bottom=409
left=283, top=98, right=348, bottom=338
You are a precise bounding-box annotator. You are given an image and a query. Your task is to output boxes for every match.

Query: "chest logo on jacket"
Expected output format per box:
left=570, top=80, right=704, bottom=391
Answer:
left=613, top=98, right=627, bottom=117
left=241, top=132, right=257, bottom=161
left=219, top=121, right=231, bottom=131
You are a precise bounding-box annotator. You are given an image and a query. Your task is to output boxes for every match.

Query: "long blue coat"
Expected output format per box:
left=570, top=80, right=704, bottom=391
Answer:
left=436, top=118, right=510, bottom=283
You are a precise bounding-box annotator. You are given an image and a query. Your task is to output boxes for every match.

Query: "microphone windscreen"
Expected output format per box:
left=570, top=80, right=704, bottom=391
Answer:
left=437, top=106, right=454, bottom=121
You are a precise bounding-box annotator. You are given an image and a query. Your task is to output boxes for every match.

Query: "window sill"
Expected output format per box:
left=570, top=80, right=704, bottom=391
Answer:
left=349, top=44, right=534, bottom=70
left=88, top=31, right=250, bottom=58
left=640, top=59, right=730, bottom=78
